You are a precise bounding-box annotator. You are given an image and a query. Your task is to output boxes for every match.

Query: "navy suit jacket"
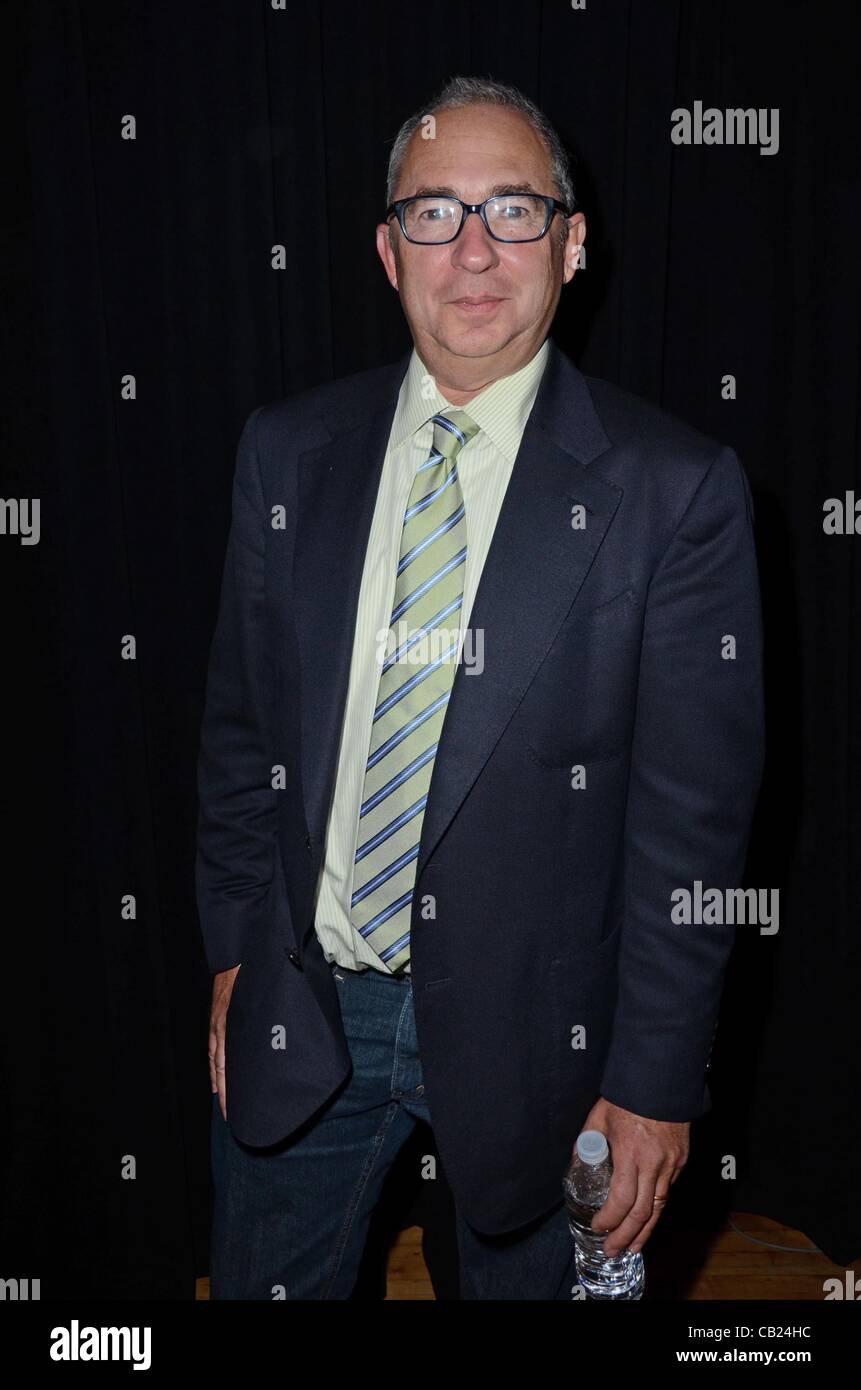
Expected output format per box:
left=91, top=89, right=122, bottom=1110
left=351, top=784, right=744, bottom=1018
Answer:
left=195, top=338, right=765, bottom=1234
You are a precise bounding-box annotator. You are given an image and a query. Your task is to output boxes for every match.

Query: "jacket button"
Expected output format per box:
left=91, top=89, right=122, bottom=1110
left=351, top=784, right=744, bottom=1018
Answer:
left=286, top=949, right=303, bottom=971
left=304, top=833, right=312, bottom=851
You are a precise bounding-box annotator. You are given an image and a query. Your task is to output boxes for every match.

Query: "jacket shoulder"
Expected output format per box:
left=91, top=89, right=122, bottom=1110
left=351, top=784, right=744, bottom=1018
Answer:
left=579, top=372, right=752, bottom=535
left=582, top=374, right=725, bottom=468
left=250, top=358, right=407, bottom=454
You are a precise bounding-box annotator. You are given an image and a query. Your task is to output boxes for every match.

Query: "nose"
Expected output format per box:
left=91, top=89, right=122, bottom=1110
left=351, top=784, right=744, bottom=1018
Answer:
left=450, top=209, right=500, bottom=269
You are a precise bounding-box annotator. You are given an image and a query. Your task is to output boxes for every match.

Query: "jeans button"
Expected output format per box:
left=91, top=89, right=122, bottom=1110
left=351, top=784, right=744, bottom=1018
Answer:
left=415, top=1084, right=425, bottom=1095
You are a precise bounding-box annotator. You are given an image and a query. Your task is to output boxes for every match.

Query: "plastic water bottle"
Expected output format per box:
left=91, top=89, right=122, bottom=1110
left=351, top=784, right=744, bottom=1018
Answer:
left=562, top=1129, right=645, bottom=1300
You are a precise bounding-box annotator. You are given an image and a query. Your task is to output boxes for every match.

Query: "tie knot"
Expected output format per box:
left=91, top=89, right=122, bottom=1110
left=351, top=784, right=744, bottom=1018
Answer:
left=431, top=409, right=480, bottom=461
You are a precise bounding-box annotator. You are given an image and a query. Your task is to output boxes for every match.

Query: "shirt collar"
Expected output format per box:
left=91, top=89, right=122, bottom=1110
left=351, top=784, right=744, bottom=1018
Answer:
left=389, top=338, right=550, bottom=463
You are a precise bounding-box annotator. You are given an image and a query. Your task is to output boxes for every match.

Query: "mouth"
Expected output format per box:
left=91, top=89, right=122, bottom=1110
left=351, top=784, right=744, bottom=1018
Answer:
left=449, top=296, right=506, bottom=315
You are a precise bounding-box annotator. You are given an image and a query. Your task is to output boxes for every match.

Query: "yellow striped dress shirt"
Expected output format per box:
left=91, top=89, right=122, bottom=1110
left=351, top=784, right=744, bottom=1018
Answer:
left=312, top=337, right=551, bottom=974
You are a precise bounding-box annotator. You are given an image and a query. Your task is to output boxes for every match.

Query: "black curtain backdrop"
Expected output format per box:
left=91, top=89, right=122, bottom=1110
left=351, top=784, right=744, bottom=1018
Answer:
left=4, top=0, right=859, bottom=1299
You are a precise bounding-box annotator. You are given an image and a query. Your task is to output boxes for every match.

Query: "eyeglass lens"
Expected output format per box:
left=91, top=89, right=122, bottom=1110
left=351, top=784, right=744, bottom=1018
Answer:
left=401, top=195, right=549, bottom=242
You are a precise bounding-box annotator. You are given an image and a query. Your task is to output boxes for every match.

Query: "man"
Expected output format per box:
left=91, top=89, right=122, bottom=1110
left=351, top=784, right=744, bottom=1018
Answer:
left=198, top=76, right=765, bottom=1300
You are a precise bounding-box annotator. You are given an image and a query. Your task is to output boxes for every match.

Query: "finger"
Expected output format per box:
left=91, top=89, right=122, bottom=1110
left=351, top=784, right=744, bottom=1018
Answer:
left=208, top=1028, right=218, bottom=1093
left=590, top=1161, right=638, bottom=1235
left=626, top=1180, right=674, bottom=1254
left=215, top=1022, right=228, bottom=1122
left=629, top=1176, right=675, bottom=1253
left=601, top=1168, right=664, bottom=1256
left=628, top=1203, right=665, bottom=1254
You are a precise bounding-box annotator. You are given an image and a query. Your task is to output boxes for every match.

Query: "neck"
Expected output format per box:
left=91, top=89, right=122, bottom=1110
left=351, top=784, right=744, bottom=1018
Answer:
left=438, top=379, right=495, bottom=406
left=419, top=333, right=546, bottom=407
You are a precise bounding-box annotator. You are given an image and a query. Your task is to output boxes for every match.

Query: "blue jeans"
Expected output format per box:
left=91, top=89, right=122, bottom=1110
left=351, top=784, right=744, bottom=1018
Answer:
left=210, top=959, right=579, bottom=1299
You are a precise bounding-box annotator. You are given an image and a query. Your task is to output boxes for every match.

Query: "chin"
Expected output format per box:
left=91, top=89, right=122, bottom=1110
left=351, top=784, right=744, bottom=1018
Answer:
left=454, top=331, right=513, bottom=355
left=437, top=322, right=514, bottom=354
left=443, top=340, right=507, bottom=358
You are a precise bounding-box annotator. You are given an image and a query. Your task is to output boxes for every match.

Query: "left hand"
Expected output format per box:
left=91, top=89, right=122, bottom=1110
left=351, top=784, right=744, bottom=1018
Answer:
left=578, top=1097, right=690, bottom=1257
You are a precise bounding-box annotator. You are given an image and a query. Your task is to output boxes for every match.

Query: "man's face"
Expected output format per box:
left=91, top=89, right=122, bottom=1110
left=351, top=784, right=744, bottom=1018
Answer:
left=376, top=103, right=585, bottom=392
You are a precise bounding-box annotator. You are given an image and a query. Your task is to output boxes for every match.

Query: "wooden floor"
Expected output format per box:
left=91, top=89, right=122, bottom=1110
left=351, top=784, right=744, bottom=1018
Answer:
left=197, top=1211, right=858, bottom=1299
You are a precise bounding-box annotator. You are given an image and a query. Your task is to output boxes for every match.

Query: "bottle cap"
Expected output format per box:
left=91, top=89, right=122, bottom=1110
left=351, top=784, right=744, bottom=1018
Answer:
left=576, top=1130, right=609, bottom=1165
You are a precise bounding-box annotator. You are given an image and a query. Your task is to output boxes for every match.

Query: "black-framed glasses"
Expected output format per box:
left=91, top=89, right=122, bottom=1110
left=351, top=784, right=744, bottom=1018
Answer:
left=385, top=192, right=572, bottom=244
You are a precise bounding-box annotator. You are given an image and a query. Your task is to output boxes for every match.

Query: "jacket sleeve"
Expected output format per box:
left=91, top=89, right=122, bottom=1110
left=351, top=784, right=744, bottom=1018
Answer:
left=195, top=407, right=279, bottom=974
left=599, top=445, right=765, bottom=1120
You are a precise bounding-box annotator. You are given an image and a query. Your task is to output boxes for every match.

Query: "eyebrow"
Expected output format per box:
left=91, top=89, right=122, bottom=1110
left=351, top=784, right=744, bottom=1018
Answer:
left=409, top=181, right=545, bottom=199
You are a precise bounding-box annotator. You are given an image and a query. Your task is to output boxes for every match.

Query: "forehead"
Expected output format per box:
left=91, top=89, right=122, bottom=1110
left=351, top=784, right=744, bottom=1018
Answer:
left=397, top=103, right=554, bottom=198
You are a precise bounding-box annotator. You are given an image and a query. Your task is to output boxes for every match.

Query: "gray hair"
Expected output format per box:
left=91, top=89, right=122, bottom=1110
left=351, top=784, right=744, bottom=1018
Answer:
left=385, top=76, right=576, bottom=247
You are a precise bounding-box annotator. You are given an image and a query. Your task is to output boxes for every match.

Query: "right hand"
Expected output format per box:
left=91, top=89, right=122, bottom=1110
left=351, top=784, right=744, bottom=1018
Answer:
left=209, top=965, right=241, bottom=1122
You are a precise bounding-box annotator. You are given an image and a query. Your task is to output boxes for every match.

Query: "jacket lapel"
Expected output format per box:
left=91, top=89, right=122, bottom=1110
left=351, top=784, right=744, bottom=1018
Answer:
left=293, top=353, right=410, bottom=856
left=292, top=340, right=621, bottom=885
left=415, top=343, right=620, bottom=875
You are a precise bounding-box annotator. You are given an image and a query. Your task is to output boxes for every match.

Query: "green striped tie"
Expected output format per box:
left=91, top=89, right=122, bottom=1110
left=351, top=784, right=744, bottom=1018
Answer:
left=350, top=409, right=481, bottom=973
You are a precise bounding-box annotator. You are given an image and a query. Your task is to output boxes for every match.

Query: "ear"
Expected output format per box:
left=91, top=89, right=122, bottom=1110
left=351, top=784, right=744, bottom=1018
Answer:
left=562, top=212, right=587, bottom=285
left=376, top=222, right=399, bottom=291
